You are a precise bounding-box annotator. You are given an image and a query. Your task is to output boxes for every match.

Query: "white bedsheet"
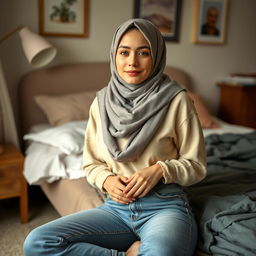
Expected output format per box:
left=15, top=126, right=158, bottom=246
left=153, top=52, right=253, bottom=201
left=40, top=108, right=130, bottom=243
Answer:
left=203, top=117, right=254, bottom=137
left=23, top=118, right=254, bottom=185
left=24, top=142, right=86, bottom=184
left=23, top=121, right=87, bottom=185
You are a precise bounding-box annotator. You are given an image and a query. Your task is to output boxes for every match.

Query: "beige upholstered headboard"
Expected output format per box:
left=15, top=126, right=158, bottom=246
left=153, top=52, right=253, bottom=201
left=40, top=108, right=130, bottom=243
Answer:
left=19, top=62, right=191, bottom=138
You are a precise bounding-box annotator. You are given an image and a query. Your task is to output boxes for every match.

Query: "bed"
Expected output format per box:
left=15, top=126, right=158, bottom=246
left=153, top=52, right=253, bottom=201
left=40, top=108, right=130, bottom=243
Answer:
left=19, top=62, right=256, bottom=256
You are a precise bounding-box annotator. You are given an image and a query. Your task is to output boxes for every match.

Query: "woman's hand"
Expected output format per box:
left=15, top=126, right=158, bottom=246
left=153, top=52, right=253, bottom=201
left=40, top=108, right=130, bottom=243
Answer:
left=103, top=175, right=135, bottom=204
left=122, top=164, right=163, bottom=199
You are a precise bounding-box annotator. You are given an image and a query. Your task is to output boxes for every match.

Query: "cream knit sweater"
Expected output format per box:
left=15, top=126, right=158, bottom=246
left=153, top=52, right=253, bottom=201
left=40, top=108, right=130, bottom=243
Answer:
left=83, top=91, right=207, bottom=192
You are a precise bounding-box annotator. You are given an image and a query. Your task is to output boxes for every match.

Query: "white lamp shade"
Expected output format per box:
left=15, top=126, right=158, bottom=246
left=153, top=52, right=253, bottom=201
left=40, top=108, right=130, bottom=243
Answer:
left=19, top=27, right=57, bottom=68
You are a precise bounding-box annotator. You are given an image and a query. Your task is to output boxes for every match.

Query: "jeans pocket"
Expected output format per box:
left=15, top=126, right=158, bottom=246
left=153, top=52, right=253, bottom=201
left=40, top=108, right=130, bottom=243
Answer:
left=153, top=192, right=184, bottom=200
left=152, top=182, right=185, bottom=200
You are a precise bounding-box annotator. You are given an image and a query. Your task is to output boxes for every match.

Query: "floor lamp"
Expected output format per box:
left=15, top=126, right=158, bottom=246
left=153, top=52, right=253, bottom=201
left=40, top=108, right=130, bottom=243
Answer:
left=0, top=25, right=57, bottom=154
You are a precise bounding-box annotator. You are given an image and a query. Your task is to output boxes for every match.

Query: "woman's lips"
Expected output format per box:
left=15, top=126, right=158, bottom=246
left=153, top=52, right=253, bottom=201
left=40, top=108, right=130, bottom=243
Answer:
left=125, top=70, right=141, bottom=76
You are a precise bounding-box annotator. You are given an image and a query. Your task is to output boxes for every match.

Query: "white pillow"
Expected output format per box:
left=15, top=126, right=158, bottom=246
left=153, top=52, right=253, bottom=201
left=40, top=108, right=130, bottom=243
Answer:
left=24, top=121, right=87, bottom=155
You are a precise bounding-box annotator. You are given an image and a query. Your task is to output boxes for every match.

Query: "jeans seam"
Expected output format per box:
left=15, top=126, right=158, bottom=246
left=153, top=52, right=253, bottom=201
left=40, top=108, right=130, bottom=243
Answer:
left=63, top=230, right=132, bottom=240
left=186, top=214, right=192, bottom=256
left=138, top=200, right=142, bottom=219
left=129, top=201, right=141, bottom=237
left=183, top=200, right=193, bottom=256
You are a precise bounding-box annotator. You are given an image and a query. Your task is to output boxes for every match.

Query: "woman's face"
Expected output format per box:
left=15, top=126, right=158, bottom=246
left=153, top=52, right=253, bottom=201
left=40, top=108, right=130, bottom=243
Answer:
left=207, top=8, right=218, bottom=28
left=115, top=29, right=152, bottom=85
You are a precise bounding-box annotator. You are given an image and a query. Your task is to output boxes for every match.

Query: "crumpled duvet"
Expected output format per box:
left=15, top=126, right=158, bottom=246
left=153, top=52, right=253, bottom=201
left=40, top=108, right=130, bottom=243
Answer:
left=186, top=131, right=256, bottom=256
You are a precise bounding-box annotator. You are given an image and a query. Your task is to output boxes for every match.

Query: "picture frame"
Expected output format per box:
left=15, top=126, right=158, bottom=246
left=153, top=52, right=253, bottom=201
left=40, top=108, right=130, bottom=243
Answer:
left=134, top=0, right=182, bottom=42
left=192, top=0, right=228, bottom=45
left=38, top=0, right=89, bottom=38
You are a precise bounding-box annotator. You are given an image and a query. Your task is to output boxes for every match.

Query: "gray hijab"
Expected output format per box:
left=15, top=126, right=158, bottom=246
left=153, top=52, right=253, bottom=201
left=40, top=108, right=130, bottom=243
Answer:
left=97, top=19, right=184, bottom=162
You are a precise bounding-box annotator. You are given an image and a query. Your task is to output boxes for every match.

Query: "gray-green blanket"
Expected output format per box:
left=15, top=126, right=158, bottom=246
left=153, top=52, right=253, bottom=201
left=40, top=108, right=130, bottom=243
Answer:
left=185, top=131, right=256, bottom=256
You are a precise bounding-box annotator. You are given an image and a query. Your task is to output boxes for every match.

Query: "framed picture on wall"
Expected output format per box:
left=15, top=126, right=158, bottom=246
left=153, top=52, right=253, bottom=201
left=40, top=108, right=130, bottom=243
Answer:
left=192, top=0, right=228, bottom=45
left=38, top=0, right=89, bottom=38
left=134, top=0, right=182, bottom=41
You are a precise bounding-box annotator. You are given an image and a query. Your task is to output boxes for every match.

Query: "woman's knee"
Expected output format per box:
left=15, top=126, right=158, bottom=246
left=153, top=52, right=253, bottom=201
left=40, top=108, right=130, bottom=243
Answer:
left=23, top=225, right=62, bottom=256
left=23, top=226, right=44, bottom=256
left=139, top=213, right=197, bottom=255
left=139, top=238, right=194, bottom=256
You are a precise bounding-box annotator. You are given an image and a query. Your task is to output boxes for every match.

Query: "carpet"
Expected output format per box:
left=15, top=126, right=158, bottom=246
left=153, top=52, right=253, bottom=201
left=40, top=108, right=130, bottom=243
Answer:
left=0, top=194, right=59, bottom=256
left=0, top=192, right=209, bottom=256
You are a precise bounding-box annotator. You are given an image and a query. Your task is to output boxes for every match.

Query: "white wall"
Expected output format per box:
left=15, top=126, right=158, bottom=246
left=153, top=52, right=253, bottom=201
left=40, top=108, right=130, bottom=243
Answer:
left=0, top=0, right=256, bottom=132
left=166, top=0, right=256, bottom=113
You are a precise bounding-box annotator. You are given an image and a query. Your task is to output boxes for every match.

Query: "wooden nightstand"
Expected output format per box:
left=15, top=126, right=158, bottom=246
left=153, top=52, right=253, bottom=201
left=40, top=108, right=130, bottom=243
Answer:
left=217, top=83, right=256, bottom=128
left=0, top=144, right=28, bottom=223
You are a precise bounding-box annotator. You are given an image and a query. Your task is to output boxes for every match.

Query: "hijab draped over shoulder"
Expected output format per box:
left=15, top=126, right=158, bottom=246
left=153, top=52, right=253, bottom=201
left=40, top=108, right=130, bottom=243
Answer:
left=97, top=19, right=184, bottom=162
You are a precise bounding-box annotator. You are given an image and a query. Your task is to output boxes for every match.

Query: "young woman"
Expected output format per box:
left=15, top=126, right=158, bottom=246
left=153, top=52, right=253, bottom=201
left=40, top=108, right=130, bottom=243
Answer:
left=24, top=19, right=207, bottom=256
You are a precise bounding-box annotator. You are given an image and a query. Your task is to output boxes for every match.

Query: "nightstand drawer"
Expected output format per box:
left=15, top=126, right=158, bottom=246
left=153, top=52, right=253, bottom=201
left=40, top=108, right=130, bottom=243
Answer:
left=0, top=165, right=20, bottom=198
left=0, top=144, right=28, bottom=223
left=0, top=164, right=20, bottom=182
left=217, top=83, right=256, bottom=128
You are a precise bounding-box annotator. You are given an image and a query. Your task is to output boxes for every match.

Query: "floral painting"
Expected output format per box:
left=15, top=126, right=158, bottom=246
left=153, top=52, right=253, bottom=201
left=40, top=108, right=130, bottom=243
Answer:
left=50, top=0, right=78, bottom=23
left=39, top=0, right=89, bottom=38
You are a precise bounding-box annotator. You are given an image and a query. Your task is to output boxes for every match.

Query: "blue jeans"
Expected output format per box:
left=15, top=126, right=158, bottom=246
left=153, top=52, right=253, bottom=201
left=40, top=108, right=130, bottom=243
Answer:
left=23, top=183, right=197, bottom=256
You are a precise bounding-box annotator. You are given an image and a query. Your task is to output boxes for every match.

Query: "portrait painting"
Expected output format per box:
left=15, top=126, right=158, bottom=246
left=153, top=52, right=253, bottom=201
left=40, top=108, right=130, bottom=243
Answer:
left=192, top=0, right=228, bottom=44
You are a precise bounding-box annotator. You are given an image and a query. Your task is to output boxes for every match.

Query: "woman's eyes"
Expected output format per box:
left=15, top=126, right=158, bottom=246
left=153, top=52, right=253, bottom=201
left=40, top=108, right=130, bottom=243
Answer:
left=120, top=51, right=129, bottom=56
left=138, top=51, right=150, bottom=56
left=119, top=50, right=150, bottom=57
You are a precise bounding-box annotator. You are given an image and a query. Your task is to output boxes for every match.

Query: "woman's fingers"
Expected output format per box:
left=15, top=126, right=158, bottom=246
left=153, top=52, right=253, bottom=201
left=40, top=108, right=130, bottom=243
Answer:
left=123, top=177, right=136, bottom=193
left=125, top=180, right=149, bottom=198
left=129, top=184, right=146, bottom=198
left=103, top=168, right=162, bottom=203
left=123, top=172, right=150, bottom=197
left=104, top=176, right=135, bottom=204
left=111, top=191, right=134, bottom=204
left=111, top=185, right=135, bottom=204
left=124, top=164, right=163, bottom=198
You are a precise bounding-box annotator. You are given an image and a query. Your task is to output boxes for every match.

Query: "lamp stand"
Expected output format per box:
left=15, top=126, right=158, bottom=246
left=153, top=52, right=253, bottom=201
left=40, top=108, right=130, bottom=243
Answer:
left=0, top=25, right=24, bottom=44
left=0, top=26, right=57, bottom=154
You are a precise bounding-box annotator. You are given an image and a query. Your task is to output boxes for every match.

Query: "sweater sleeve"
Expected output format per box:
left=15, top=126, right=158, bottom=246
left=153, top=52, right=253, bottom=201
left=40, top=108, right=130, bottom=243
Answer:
left=157, top=94, right=207, bottom=186
left=82, top=99, right=114, bottom=192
